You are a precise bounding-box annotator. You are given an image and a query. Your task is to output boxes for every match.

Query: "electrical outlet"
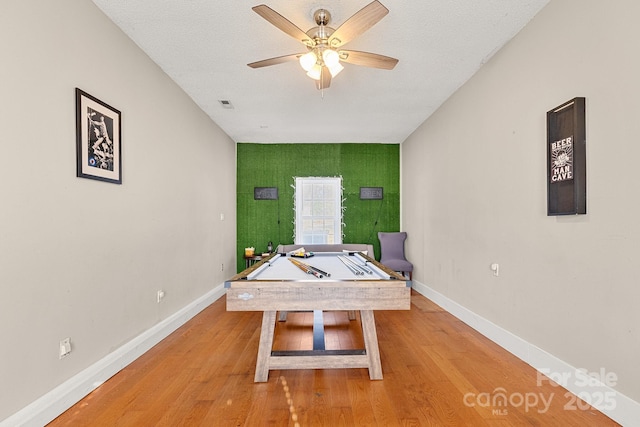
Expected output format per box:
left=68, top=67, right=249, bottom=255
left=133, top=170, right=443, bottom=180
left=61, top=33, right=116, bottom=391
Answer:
left=59, top=338, right=71, bottom=359
left=491, top=263, right=500, bottom=277
left=221, top=263, right=224, bottom=271
left=157, top=290, right=165, bottom=303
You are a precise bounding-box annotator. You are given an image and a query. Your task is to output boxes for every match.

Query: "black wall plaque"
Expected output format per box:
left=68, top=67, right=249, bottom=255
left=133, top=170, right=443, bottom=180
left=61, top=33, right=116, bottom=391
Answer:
left=254, top=187, right=278, bottom=200
left=360, top=187, right=383, bottom=200
left=547, top=97, right=586, bottom=215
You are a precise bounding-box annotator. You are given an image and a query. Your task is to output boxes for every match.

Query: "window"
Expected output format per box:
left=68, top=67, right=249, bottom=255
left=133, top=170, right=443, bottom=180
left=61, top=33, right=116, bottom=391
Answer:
left=294, top=177, right=342, bottom=244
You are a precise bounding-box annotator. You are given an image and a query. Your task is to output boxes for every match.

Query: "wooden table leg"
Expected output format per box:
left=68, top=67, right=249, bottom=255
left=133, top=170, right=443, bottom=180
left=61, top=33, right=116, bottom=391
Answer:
left=254, top=310, right=277, bottom=382
left=360, top=310, right=383, bottom=380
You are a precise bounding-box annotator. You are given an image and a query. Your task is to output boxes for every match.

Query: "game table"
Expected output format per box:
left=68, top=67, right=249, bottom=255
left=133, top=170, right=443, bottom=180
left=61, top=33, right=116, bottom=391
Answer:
left=225, top=251, right=411, bottom=382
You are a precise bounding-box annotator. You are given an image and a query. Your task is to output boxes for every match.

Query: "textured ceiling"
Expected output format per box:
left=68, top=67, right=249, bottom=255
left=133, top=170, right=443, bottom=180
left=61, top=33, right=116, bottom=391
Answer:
left=91, top=0, right=549, bottom=144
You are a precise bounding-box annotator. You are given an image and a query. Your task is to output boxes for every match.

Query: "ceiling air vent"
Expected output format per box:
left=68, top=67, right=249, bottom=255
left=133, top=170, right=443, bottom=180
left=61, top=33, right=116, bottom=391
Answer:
left=218, top=100, right=234, bottom=109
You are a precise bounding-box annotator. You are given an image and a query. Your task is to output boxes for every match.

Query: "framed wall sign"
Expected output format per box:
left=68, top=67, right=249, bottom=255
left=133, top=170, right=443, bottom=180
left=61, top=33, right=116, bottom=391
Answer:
left=76, top=88, right=122, bottom=184
left=547, top=97, right=586, bottom=215
left=254, top=187, right=278, bottom=200
left=359, top=187, right=383, bottom=200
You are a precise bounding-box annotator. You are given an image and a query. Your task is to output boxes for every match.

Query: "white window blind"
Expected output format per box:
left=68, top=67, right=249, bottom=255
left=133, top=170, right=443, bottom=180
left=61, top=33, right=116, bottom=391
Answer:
left=294, top=177, right=342, bottom=244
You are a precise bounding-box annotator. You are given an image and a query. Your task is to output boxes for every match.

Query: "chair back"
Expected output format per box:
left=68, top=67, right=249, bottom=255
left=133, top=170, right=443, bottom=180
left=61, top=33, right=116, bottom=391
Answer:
left=378, top=232, right=407, bottom=262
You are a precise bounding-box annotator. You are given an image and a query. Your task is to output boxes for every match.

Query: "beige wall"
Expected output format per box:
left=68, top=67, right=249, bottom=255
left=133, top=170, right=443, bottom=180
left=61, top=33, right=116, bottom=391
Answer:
left=0, top=0, right=235, bottom=419
left=402, top=0, right=640, bottom=404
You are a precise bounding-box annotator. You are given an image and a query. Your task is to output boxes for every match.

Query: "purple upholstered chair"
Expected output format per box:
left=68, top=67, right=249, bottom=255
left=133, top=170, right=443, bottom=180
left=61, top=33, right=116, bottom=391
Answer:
left=378, top=232, right=413, bottom=279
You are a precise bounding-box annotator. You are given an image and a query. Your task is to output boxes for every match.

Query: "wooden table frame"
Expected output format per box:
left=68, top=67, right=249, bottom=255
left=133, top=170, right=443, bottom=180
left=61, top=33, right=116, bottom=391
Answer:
left=254, top=309, right=382, bottom=382
left=225, top=252, right=410, bottom=382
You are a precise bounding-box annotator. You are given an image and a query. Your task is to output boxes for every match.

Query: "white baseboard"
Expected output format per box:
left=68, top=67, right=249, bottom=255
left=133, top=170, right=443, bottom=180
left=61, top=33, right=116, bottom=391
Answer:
left=1, top=284, right=227, bottom=427
left=411, top=280, right=639, bottom=426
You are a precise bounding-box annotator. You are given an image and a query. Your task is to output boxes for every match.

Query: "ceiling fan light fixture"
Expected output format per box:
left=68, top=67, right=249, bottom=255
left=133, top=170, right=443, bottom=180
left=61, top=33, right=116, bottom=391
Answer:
left=299, top=51, right=317, bottom=72
left=306, top=64, right=322, bottom=80
left=328, top=62, right=344, bottom=78
left=322, top=49, right=340, bottom=68
left=249, top=2, right=398, bottom=91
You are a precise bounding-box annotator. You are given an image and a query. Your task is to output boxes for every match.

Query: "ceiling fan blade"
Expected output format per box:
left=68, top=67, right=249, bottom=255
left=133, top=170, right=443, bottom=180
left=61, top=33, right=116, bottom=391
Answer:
left=252, top=5, right=314, bottom=46
left=248, top=53, right=303, bottom=68
left=339, top=50, right=398, bottom=70
left=315, top=67, right=332, bottom=90
left=328, top=1, right=389, bottom=48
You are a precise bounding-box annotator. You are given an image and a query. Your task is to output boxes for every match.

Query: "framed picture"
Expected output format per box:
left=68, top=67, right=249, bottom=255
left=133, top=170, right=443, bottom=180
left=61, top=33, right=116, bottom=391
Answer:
left=75, top=88, right=122, bottom=184
left=546, top=97, right=586, bottom=215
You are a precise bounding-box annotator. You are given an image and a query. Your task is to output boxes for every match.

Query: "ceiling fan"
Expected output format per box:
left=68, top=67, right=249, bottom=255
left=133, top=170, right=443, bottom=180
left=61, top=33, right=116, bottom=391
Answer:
left=248, top=1, right=399, bottom=90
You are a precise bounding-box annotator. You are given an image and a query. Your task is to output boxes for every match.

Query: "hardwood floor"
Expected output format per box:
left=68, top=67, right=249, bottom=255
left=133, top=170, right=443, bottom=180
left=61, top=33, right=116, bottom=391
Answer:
left=48, top=291, right=618, bottom=426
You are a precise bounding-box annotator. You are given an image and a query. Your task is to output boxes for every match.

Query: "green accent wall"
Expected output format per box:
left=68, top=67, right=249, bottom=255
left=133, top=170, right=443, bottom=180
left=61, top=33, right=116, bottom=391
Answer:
left=236, top=143, right=400, bottom=272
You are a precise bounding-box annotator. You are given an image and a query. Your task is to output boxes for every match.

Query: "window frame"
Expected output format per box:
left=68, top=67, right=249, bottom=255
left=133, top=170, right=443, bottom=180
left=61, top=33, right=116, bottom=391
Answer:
left=293, top=176, right=343, bottom=245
